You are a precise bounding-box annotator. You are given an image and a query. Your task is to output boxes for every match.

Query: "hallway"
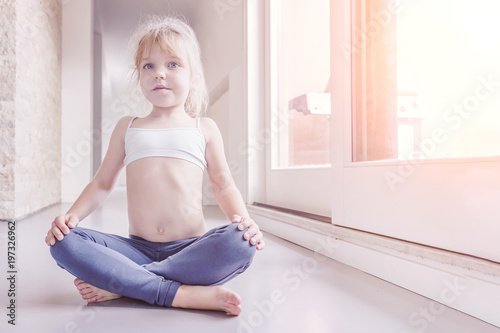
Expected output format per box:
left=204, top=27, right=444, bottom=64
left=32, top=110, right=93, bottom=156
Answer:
left=1, top=188, right=498, bottom=333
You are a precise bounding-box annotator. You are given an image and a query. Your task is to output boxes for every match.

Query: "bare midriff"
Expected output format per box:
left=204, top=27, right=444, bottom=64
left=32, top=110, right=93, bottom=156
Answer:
left=126, top=157, right=207, bottom=242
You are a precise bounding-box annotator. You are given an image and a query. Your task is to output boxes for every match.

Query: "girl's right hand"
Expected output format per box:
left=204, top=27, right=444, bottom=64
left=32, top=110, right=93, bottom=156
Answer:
left=45, top=214, right=80, bottom=246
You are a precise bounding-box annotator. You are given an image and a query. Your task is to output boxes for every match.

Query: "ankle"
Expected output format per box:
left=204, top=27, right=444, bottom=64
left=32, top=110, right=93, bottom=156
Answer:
left=172, top=285, right=189, bottom=308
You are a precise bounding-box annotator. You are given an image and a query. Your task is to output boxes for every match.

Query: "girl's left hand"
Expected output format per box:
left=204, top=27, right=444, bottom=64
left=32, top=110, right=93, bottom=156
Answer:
left=232, top=215, right=265, bottom=251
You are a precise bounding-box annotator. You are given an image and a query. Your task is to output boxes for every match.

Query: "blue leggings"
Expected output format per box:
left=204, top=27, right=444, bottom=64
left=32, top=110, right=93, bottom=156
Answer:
left=50, top=223, right=256, bottom=307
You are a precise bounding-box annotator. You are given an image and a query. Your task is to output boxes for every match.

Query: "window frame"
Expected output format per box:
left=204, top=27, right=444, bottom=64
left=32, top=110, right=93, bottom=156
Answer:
left=260, top=0, right=332, bottom=218
left=331, top=0, right=500, bottom=263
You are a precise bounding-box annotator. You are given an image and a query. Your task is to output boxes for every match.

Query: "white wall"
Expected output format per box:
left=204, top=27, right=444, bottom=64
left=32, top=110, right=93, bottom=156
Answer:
left=61, top=0, right=93, bottom=202
left=187, top=0, right=244, bottom=94
left=228, top=66, right=247, bottom=202
left=193, top=2, right=247, bottom=204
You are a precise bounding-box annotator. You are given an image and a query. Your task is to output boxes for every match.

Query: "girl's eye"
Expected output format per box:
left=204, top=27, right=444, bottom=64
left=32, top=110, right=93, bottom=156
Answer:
left=168, top=62, right=179, bottom=69
left=143, top=63, right=154, bottom=70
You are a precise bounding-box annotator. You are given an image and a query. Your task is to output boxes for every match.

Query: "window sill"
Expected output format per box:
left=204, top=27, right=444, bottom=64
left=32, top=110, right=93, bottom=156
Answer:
left=248, top=204, right=500, bottom=327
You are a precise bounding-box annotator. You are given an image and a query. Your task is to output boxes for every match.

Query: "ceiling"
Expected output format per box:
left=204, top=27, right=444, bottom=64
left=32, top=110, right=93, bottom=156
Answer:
left=95, top=0, right=202, bottom=34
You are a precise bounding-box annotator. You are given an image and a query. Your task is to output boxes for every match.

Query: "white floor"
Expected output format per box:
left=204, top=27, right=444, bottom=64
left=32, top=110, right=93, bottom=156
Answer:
left=1, top=189, right=499, bottom=333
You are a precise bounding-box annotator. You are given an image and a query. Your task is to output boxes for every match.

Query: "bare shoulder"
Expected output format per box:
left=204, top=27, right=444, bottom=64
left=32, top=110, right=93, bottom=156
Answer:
left=116, top=116, right=136, bottom=130
left=198, top=117, right=221, bottom=143
left=106, top=115, right=136, bottom=152
left=105, top=116, right=136, bottom=150
left=111, top=116, right=135, bottom=139
left=93, top=116, right=135, bottom=188
left=198, top=117, right=227, bottom=170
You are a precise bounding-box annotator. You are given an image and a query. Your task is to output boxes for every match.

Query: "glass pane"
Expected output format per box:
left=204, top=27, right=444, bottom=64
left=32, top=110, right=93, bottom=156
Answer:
left=272, top=0, right=331, bottom=168
left=352, top=0, right=500, bottom=162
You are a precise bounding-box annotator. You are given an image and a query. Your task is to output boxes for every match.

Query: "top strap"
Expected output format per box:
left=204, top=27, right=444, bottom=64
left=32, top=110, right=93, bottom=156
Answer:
left=196, top=117, right=200, bottom=128
left=127, top=116, right=138, bottom=129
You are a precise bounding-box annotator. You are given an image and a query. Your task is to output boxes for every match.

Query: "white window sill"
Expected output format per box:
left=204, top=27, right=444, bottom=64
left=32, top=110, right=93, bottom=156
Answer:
left=248, top=204, right=500, bottom=327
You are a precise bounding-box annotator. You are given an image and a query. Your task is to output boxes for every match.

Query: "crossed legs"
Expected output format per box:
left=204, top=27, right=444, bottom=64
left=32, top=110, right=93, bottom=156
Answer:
left=50, top=224, right=256, bottom=314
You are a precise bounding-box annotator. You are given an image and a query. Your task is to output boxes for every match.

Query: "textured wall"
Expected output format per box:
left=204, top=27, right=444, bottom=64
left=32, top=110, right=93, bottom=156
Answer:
left=0, top=0, right=62, bottom=220
left=0, top=0, right=17, bottom=219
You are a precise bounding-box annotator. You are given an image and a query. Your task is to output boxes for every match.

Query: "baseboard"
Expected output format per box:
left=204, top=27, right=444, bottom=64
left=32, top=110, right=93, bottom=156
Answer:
left=248, top=205, right=500, bottom=328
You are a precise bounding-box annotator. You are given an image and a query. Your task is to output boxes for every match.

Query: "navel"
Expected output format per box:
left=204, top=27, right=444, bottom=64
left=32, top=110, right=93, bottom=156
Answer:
left=158, top=228, right=165, bottom=234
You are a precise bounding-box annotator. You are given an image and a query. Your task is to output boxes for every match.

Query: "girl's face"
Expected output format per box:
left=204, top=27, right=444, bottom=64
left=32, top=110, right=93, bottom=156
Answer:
left=139, top=43, right=191, bottom=112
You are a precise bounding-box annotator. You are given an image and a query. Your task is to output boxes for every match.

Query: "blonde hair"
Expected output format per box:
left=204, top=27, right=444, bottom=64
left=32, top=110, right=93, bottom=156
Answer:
left=129, top=16, right=208, bottom=118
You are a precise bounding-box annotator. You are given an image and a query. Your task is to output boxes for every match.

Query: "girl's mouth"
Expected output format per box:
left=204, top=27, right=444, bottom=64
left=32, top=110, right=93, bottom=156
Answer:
left=153, top=85, right=170, bottom=91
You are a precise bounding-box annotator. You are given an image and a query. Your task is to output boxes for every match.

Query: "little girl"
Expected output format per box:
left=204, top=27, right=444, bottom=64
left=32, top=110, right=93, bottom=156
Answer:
left=45, top=16, right=264, bottom=316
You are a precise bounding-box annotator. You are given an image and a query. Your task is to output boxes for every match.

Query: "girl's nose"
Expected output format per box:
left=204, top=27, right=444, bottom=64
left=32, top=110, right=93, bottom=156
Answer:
left=155, top=70, right=166, bottom=80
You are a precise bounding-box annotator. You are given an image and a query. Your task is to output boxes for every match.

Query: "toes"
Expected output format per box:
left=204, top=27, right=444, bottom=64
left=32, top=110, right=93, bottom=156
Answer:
left=79, top=287, right=93, bottom=296
left=225, top=302, right=242, bottom=316
left=220, top=288, right=242, bottom=315
left=74, top=278, right=90, bottom=290
left=81, top=291, right=95, bottom=300
left=77, top=283, right=92, bottom=291
left=73, top=280, right=121, bottom=304
left=75, top=283, right=90, bottom=293
left=226, top=291, right=242, bottom=306
left=86, top=296, right=99, bottom=303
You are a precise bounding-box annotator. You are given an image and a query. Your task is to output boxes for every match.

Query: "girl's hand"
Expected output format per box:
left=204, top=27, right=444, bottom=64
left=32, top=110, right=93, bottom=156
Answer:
left=45, top=214, right=80, bottom=246
left=232, top=215, right=265, bottom=251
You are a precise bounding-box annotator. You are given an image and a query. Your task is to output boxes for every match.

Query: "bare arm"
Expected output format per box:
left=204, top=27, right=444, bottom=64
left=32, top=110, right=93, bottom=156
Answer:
left=203, top=118, right=264, bottom=250
left=45, top=116, right=132, bottom=245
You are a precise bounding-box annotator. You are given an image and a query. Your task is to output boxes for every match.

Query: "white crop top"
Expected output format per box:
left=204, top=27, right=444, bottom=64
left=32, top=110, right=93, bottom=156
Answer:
left=123, top=117, right=207, bottom=170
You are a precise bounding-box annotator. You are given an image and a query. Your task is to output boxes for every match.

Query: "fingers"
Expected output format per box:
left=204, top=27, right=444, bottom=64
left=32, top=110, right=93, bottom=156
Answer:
left=45, top=230, right=59, bottom=246
left=45, top=221, right=64, bottom=246
left=243, top=223, right=259, bottom=242
left=68, top=215, right=79, bottom=229
left=45, top=232, right=56, bottom=246
left=231, top=214, right=242, bottom=223
left=256, top=239, right=265, bottom=251
left=236, top=216, right=253, bottom=231
left=50, top=222, right=66, bottom=242
left=236, top=217, right=265, bottom=249
left=45, top=214, right=79, bottom=246
left=55, top=215, right=70, bottom=235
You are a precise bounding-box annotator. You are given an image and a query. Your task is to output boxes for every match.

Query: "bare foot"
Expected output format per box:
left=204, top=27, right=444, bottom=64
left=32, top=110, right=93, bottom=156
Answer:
left=74, top=278, right=122, bottom=303
left=172, top=285, right=242, bottom=316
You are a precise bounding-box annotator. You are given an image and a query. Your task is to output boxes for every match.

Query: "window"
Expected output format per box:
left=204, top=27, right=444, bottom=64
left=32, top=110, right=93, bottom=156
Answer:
left=352, top=0, right=500, bottom=162
left=263, top=0, right=332, bottom=217
left=330, top=0, right=500, bottom=263
left=271, top=0, right=331, bottom=168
